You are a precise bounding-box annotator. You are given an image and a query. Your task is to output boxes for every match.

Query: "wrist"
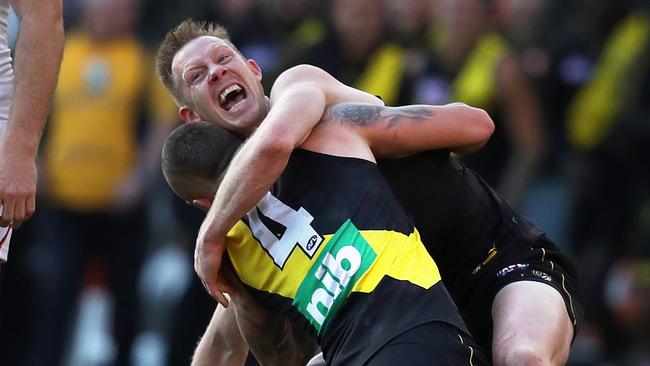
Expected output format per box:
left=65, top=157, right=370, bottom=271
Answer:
left=0, top=143, right=37, bottom=162
left=2, top=133, right=39, bottom=158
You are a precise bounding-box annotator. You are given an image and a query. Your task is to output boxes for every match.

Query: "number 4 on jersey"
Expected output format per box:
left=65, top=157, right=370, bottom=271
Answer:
left=248, top=192, right=323, bottom=269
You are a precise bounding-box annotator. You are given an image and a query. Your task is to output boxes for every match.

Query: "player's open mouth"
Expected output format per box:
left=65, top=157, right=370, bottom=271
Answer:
left=219, top=84, right=247, bottom=112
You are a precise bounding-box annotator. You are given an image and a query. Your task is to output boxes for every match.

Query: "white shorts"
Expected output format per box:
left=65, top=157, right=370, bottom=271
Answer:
left=0, top=205, right=12, bottom=263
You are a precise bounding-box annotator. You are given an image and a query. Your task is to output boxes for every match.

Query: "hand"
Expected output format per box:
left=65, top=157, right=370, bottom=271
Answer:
left=0, top=153, right=37, bottom=229
left=195, top=216, right=231, bottom=307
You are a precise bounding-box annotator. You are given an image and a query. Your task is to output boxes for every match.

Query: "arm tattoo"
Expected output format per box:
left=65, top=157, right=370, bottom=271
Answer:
left=235, top=300, right=317, bottom=365
left=323, top=103, right=435, bottom=128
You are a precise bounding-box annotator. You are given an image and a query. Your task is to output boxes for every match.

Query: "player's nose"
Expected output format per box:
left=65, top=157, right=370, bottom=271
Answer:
left=208, top=64, right=227, bottom=84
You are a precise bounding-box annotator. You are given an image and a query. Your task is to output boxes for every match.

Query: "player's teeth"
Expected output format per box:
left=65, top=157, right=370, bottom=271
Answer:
left=220, top=84, right=242, bottom=105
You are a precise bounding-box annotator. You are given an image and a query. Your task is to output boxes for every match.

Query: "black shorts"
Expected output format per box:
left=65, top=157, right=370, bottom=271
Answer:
left=364, top=321, right=490, bottom=366
left=450, top=216, right=584, bottom=356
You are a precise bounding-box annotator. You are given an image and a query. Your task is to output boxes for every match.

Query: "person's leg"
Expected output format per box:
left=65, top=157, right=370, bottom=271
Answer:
left=491, top=281, right=574, bottom=366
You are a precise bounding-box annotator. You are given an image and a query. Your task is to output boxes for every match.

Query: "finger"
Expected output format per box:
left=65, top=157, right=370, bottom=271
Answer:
left=25, top=195, right=36, bottom=220
left=0, top=198, right=15, bottom=228
left=11, top=198, right=26, bottom=229
left=212, top=287, right=230, bottom=307
left=202, top=275, right=229, bottom=306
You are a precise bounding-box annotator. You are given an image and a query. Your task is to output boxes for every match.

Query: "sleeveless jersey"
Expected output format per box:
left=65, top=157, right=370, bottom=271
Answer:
left=226, top=149, right=467, bottom=365
left=378, top=151, right=532, bottom=297
left=0, top=0, right=13, bottom=134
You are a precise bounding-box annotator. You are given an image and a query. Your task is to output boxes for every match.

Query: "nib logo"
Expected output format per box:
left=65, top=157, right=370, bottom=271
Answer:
left=293, top=220, right=377, bottom=334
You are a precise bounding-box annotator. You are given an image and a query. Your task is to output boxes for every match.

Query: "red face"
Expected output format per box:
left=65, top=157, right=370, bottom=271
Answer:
left=172, top=36, right=269, bottom=138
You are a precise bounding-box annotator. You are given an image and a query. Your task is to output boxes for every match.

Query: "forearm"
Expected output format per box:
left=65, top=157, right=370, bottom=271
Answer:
left=234, top=298, right=317, bottom=366
left=205, top=84, right=325, bottom=240
left=328, top=102, right=494, bottom=158
left=192, top=304, right=249, bottom=366
left=4, top=5, right=64, bottom=156
left=206, top=131, right=293, bottom=240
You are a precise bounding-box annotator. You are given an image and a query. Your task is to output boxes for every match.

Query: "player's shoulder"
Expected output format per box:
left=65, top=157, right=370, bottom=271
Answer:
left=273, top=64, right=335, bottom=89
left=280, top=64, right=330, bottom=78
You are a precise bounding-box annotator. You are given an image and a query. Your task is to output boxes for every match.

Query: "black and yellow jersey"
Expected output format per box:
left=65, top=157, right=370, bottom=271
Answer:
left=226, top=149, right=467, bottom=365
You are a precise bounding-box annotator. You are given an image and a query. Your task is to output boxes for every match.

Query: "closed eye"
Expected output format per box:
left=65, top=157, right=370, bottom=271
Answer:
left=190, top=71, right=205, bottom=84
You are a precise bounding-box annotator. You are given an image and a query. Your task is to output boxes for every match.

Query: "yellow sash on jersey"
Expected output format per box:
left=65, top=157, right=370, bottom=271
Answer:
left=226, top=220, right=440, bottom=300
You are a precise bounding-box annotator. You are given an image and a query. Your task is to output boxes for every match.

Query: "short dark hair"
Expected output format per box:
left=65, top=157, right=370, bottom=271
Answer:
left=162, top=121, right=242, bottom=201
left=155, top=19, right=234, bottom=105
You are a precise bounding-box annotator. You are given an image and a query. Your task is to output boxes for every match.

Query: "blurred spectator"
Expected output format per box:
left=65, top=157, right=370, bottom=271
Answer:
left=564, top=5, right=650, bottom=364
left=303, top=0, right=408, bottom=105
left=489, top=0, right=593, bottom=249
left=201, top=0, right=326, bottom=90
left=383, top=0, right=432, bottom=47
left=138, top=0, right=205, bottom=46
left=404, top=0, right=546, bottom=207
left=383, top=0, right=436, bottom=106
left=203, top=0, right=265, bottom=45
left=601, top=258, right=650, bottom=363
left=254, top=0, right=326, bottom=85
left=23, top=0, right=177, bottom=364
left=492, top=0, right=591, bottom=171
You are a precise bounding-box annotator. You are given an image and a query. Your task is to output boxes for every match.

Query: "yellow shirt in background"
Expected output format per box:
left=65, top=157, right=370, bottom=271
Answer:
left=45, top=32, right=177, bottom=212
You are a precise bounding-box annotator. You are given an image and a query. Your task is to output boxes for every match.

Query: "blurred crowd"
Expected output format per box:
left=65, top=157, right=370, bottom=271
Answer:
left=0, top=0, right=648, bottom=365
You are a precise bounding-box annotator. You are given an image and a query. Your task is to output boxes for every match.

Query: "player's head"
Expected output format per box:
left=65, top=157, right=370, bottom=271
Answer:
left=156, top=19, right=269, bottom=139
left=161, top=121, right=242, bottom=206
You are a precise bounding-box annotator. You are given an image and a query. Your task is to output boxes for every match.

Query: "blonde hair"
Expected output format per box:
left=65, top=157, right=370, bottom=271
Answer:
left=155, top=19, right=235, bottom=105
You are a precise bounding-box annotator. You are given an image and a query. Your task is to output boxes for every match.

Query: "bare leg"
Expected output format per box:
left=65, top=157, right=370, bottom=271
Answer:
left=492, top=281, right=574, bottom=366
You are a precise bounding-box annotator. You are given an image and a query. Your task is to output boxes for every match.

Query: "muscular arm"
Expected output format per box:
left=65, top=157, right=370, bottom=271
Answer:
left=193, top=259, right=318, bottom=366
left=232, top=292, right=318, bottom=366
left=0, top=0, right=63, bottom=228
left=195, top=70, right=327, bottom=305
left=322, top=102, right=494, bottom=157
left=192, top=304, right=249, bottom=366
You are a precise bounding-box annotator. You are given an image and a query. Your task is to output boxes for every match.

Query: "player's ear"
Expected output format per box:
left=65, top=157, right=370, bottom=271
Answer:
left=247, top=59, right=263, bottom=81
left=192, top=198, right=213, bottom=212
left=179, top=106, right=202, bottom=123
